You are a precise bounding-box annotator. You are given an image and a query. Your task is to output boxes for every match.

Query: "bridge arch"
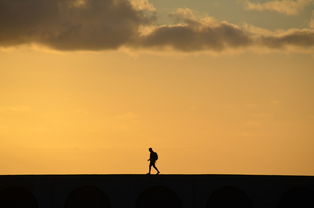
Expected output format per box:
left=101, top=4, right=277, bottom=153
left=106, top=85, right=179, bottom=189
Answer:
left=278, top=187, right=314, bottom=208
left=0, top=186, right=38, bottom=208
left=207, top=186, right=251, bottom=208
left=65, top=185, right=111, bottom=208
left=136, top=186, right=181, bottom=208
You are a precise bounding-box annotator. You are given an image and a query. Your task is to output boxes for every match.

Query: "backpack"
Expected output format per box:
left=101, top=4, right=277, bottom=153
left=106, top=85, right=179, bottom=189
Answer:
left=153, top=152, right=158, bottom=161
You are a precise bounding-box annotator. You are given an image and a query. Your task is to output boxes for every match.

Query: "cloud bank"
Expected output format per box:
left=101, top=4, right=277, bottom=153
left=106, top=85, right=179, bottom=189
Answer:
left=0, top=0, right=153, bottom=50
left=244, top=0, right=313, bottom=15
left=134, top=8, right=314, bottom=52
left=0, top=0, right=314, bottom=53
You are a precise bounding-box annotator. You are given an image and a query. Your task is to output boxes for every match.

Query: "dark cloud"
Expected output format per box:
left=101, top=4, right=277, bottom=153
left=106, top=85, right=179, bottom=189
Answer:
left=0, top=1, right=314, bottom=52
left=135, top=22, right=253, bottom=51
left=260, top=29, right=314, bottom=49
left=0, top=0, right=152, bottom=50
left=133, top=8, right=314, bottom=52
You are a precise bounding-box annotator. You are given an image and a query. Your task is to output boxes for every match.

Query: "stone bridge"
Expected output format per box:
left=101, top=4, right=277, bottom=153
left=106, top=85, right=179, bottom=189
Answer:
left=0, top=174, right=313, bottom=208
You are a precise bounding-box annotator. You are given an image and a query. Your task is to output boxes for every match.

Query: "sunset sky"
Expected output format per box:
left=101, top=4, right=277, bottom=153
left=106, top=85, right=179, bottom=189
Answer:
left=0, top=0, right=314, bottom=175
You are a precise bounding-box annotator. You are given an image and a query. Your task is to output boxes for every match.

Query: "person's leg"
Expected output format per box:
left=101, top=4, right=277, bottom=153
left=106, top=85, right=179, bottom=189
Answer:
left=147, top=163, right=152, bottom=174
left=152, top=163, right=160, bottom=174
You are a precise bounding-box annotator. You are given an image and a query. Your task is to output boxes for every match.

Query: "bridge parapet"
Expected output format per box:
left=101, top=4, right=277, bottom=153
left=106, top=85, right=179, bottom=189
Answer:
left=0, top=175, right=313, bottom=208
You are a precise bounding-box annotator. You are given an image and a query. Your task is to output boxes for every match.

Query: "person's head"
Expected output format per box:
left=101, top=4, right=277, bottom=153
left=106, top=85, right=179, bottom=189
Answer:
left=149, top=147, right=153, bottom=152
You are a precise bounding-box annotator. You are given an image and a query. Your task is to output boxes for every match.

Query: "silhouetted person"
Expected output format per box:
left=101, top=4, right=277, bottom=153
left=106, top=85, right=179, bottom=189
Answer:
left=147, top=147, right=160, bottom=175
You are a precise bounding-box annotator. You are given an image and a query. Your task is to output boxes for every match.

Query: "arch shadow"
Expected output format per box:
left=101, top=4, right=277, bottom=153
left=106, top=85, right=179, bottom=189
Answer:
left=65, top=186, right=111, bottom=208
left=207, top=186, right=251, bottom=208
left=136, top=186, right=181, bottom=208
left=278, top=187, right=314, bottom=208
left=0, top=186, right=38, bottom=208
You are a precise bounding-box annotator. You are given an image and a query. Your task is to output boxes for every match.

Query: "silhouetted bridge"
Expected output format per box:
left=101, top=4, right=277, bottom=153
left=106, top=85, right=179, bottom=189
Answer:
left=0, top=174, right=313, bottom=208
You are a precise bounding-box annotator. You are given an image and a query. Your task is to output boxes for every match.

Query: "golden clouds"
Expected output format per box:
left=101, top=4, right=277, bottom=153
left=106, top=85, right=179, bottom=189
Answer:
left=244, top=0, right=313, bottom=15
left=0, top=0, right=313, bottom=53
left=130, top=0, right=155, bottom=11
left=136, top=9, right=314, bottom=52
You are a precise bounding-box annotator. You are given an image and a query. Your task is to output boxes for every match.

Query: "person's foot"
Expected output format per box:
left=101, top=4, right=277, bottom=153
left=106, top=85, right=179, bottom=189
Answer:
left=146, top=173, right=151, bottom=175
left=156, top=171, right=160, bottom=175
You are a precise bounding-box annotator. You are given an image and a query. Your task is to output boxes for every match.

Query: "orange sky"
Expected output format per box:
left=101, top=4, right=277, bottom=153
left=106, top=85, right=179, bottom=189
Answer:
left=1, top=0, right=314, bottom=175
left=1, top=48, right=313, bottom=175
